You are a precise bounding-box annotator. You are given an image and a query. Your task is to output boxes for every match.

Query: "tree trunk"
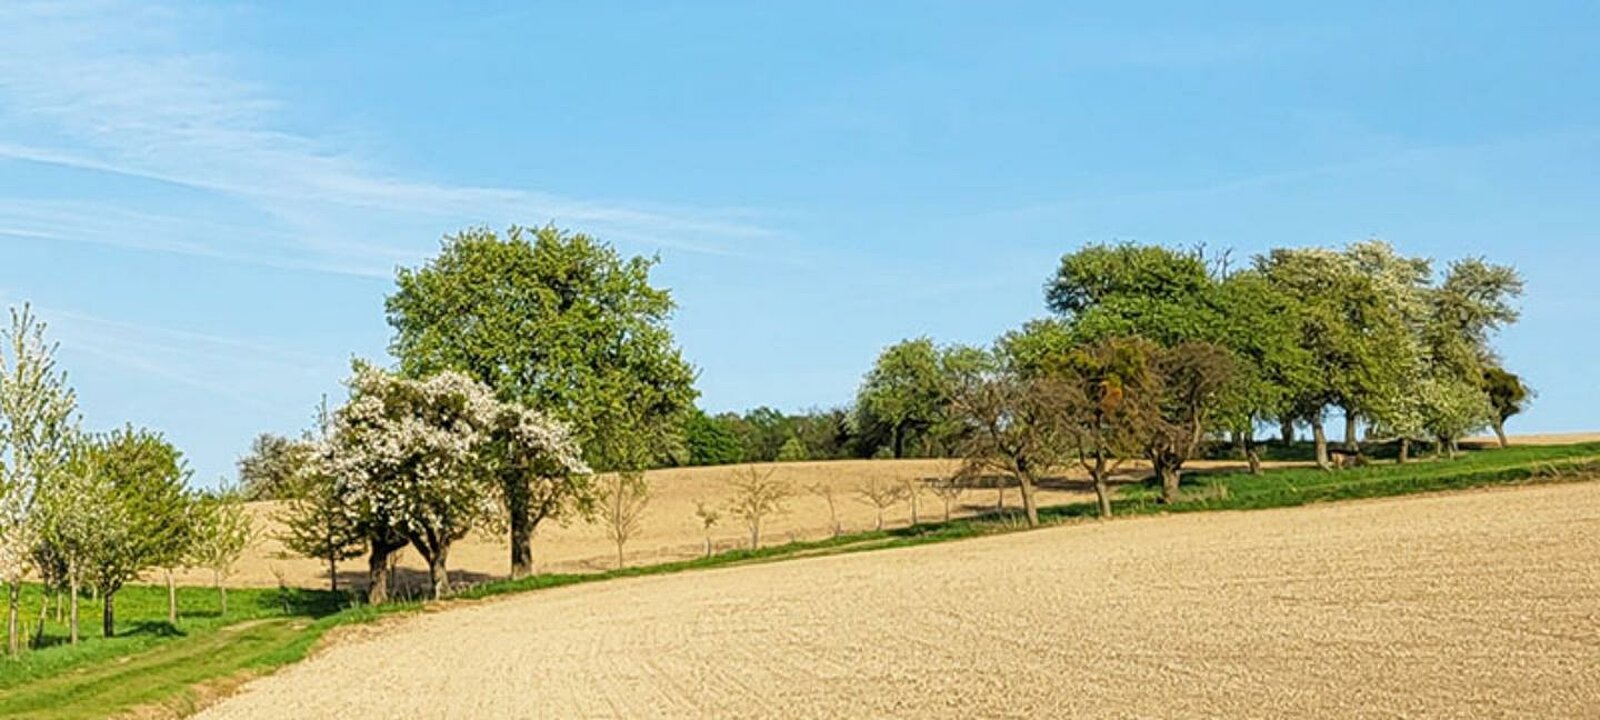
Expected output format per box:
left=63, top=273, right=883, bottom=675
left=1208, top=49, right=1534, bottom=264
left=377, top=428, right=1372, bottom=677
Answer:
left=1092, top=473, right=1112, bottom=519
left=892, top=424, right=906, bottom=459
left=34, top=591, right=47, bottom=648
left=508, top=482, right=535, bottom=579
left=1448, top=437, right=1460, bottom=459
left=68, top=576, right=80, bottom=645
left=615, top=541, right=625, bottom=570
left=102, top=590, right=115, bottom=638
left=1017, top=475, right=1040, bottom=527
left=908, top=487, right=919, bottom=525
left=8, top=581, right=20, bottom=657
left=1244, top=435, right=1262, bottom=475
left=1493, top=420, right=1509, bottom=449
left=367, top=542, right=399, bottom=605
left=1398, top=437, right=1411, bottom=464
left=942, top=497, right=952, bottom=523
left=1344, top=412, right=1360, bottom=452
left=703, top=536, right=712, bottom=558
left=1280, top=418, right=1295, bottom=445
left=1158, top=460, right=1181, bottom=505
left=165, top=569, right=177, bottom=625
left=216, top=570, right=228, bottom=616
left=327, top=553, right=339, bottom=593
left=1311, top=418, right=1331, bottom=470
left=425, top=543, right=451, bottom=600
left=749, top=519, right=760, bottom=550
left=1092, top=450, right=1113, bottom=519
left=874, top=508, right=884, bottom=531
left=995, top=484, right=1005, bottom=513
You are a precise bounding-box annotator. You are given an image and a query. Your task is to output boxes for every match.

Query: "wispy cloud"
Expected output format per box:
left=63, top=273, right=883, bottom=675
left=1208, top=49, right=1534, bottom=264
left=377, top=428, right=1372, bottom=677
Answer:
left=0, top=0, right=777, bottom=276
left=0, top=292, right=333, bottom=411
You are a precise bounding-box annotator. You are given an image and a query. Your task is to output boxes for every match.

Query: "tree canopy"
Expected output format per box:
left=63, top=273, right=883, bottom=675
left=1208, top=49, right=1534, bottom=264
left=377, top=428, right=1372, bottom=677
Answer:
left=387, top=225, right=697, bottom=473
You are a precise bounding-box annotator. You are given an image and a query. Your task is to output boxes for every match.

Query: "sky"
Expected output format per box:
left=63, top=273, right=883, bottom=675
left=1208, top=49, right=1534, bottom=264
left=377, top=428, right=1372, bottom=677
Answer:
left=1, top=1, right=1597, bottom=485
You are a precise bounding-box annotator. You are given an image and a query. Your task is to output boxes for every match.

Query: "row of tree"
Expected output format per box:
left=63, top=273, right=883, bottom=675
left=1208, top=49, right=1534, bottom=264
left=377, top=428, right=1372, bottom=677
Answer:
left=256, top=229, right=1532, bottom=602
left=855, top=240, right=1532, bottom=527
left=0, top=307, right=252, bottom=657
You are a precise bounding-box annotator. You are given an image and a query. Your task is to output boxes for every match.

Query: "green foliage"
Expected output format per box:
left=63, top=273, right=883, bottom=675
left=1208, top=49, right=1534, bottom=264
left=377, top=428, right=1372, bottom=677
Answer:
left=856, top=338, right=949, bottom=459
left=1255, top=243, right=1422, bottom=438
left=386, top=225, right=697, bottom=473
left=1046, top=242, right=1211, bottom=318
left=681, top=410, right=744, bottom=466
left=775, top=435, right=808, bottom=462
left=74, top=427, right=192, bottom=636
left=1482, top=366, right=1531, bottom=424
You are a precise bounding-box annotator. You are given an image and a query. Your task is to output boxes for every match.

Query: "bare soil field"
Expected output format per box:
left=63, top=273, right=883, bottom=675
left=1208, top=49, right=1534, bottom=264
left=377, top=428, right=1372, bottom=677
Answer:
left=185, top=457, right=1243, bottom=591
left=197, top=480, right=1600, bottom=719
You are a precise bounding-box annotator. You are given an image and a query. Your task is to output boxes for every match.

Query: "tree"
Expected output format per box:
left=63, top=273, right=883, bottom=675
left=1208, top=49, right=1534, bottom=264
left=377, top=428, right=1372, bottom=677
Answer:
left=190, top=486, right=254, bottom=615
left=1482, top=367, right=1531, bottom=448
left=856, top=338, right=948, bottom=458
left=237, top=434, right=307, bottom=501
left=1047, top=243, right=1212, bottom=322
left=387, top=226, right=696, bottom=572
left=733, top=407, right=793, bottom=462
left=725, top=465, right=790, bottom=549
left=32, top=438, right=102, bottom=645
left=1049, top=338, right=1161, bottom=519
left=279, top=444, right=364, bottom=593
left=597, top=473, right=649, bottom=569
left=0, top=305, right=77, bottom=656
left=85, top=426, right=190, bottom=638
left=485, top=403, right=590, bottom=579
left=328, top=363, right=500, bottom=601
left=1146, top=343, right=1237, bottom=504
left=1418, top=377, right=1494, bottom=458
left=945, top=343, right=1069, bottom=527
left=925, top=476, right=968, bottom=522
left=1256, top=245, right=1414, bottom=469
left=792, top=407, right=854, bottom=461
left=154, top=489, right=199, bottom=625
left=693, top=500, right=720, bottom=557
left=855, top=477, right=909, bottom=531
left=775, top=436, right=808, bottom=462
left=682, top=410, right=744, bottom=466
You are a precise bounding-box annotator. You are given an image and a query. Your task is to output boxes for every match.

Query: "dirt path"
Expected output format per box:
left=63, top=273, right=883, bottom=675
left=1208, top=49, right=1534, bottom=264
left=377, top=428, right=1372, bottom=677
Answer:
left=197, top=482, right=1600, bottom=719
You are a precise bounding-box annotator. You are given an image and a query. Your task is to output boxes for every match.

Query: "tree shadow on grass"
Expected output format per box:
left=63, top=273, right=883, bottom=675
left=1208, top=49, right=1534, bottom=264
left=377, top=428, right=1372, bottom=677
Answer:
left=246, top=586, right=349, bottom=618
left=329, top=567, right=500, bottom=603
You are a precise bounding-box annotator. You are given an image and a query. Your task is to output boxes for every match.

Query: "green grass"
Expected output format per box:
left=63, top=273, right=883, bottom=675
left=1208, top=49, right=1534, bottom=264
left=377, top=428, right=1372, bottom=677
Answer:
left=3, top=441, right=1598, bottom=719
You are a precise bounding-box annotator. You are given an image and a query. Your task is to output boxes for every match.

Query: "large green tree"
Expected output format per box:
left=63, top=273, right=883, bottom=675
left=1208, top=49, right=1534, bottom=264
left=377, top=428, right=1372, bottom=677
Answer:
left=681, top=409, right=745, bottom=466
left=1256, top=244, right=1415, bottom=468
left=387, top=226, right=696, bottom=575
left=1045, top=244, right=1266, bottom=494
left=85, top=426, right=191, bottom=638
left=856, top=338, right=949, bottom=459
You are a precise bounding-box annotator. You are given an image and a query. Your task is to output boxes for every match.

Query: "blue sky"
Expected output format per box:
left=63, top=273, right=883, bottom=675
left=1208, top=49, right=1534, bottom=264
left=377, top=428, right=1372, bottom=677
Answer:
left=1, top=1, right=1597, bottom=485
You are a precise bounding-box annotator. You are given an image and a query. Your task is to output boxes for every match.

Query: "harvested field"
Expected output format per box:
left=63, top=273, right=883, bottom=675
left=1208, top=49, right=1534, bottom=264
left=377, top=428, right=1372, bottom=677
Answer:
left=197, top=480, right=1600, bottom=719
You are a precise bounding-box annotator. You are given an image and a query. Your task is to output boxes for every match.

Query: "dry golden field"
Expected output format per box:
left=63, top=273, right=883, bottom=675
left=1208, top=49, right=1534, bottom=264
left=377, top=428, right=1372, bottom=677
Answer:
left=173, top=431, right=1600, bottom=592
left=196, top=479, right=1600, bottom=718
